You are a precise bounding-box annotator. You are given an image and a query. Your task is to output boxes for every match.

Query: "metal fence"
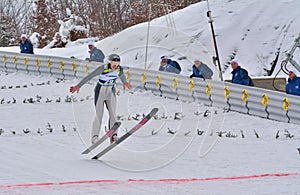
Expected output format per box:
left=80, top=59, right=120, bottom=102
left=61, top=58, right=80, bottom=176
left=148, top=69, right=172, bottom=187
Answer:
left=1, top=50, right=299, bottom=124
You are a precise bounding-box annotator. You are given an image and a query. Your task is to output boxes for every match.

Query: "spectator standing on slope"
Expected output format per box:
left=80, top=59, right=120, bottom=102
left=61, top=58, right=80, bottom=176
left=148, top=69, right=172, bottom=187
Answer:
left=230, top=59, right=253, bottom=86
left=189, top=58, right=213, bottom=79
left=286, top=68, right=300, bottom=96
left=19, top=34, right=34, bottom=54
left=159, top=55, right=181, bottom=74
left=86, top=41, right=105, bottom=62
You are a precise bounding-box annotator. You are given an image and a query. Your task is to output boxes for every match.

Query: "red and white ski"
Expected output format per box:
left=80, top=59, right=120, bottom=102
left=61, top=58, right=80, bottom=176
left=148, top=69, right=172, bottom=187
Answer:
left=81, top=122, right=121, bottom=154
left=92, top=108, right=158, bottom=159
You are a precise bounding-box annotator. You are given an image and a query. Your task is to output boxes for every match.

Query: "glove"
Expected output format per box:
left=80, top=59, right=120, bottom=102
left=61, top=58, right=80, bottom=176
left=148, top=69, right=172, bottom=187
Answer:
left=123, top=82, right=131, bottom=90
left=70, top=85, right=80, bottom=93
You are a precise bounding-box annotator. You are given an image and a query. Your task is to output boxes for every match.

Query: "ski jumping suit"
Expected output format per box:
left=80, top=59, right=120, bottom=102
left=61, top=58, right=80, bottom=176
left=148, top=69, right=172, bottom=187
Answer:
left=77, top=63, right=127, bottom=140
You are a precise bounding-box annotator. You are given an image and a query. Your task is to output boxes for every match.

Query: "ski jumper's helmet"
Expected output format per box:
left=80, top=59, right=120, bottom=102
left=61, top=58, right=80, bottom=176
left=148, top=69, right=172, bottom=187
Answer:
left=108, top=54, right=120, bottom=62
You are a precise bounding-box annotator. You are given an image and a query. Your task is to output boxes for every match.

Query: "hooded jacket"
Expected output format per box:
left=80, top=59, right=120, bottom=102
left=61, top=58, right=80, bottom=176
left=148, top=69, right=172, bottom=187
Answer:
left=190, top=62, right=213, bottom=79
left=89, top=47, right=105, bottom=62
left=20, top=39, right=34, bottom=54
left=231, top=66, right=251, bottom=86
left=159, top=59, right=181, bottom=74
left=286, top=76, right=300, bottom=96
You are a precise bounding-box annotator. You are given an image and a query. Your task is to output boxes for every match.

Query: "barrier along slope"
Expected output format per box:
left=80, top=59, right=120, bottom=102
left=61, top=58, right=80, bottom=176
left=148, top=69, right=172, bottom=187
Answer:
left=1, top=50, right=299, bottom=124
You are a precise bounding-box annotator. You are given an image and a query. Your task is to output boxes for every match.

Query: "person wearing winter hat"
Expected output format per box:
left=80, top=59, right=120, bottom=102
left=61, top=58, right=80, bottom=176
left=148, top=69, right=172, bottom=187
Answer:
left=286, top=68, right=300, bottom=96
left=289, top=68, right=298, bottom=76
left=230, top=58, right=253, bottom=86
left=70, top=54, right=131, bottom=144
left=189, top=58, right=213, bottom=79
left=19, top=34, right=34, bottom=54
left=86, top=41, right=105, bottom=62
left=159, top=55, right=181, bottom=74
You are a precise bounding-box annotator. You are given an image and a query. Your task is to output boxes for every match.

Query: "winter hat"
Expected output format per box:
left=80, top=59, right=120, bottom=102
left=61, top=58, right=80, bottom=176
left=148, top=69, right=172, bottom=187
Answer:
left=194, top=57, right=201, bottom=62
left=289, top=68, right=298, bottom=75
left=230, top=58, right=239, bottom=64
left=21, top=34, right=27, bottom=39
left=88, top=41, right=95, bottom=46
left=161, top=55, right=169, bottom=60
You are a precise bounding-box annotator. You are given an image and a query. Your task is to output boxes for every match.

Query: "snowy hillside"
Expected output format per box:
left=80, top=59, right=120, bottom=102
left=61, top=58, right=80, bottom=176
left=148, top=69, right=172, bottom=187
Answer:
left=0, top=0, right=300, bottom=194
left=1, top=0, right=300, bottom=80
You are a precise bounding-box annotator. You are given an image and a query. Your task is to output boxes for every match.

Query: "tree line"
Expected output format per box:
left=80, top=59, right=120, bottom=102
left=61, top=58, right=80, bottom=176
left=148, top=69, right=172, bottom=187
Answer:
left=0, top=0, right=201, bottom=48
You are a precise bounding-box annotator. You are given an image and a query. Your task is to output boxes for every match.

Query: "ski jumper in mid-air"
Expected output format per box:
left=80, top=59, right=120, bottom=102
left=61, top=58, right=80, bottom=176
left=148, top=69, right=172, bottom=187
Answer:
left=70, top=54, right=131, bottom=144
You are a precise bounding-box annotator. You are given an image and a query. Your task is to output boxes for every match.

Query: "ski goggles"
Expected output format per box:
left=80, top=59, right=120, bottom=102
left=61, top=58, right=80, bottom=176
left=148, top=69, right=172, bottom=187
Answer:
left=111, top=57, right=120, bottom=62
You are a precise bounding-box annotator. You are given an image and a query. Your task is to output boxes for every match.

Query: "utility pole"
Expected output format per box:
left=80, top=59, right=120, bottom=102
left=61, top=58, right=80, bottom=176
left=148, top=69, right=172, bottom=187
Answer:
left=206, top=0, right=223, bottom=81
left=145, top=3, right=152, bottom=70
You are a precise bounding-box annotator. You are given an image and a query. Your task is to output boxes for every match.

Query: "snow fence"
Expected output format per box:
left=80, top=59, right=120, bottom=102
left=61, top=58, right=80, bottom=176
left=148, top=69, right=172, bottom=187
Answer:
left=1, top=51, right=299, bottom=124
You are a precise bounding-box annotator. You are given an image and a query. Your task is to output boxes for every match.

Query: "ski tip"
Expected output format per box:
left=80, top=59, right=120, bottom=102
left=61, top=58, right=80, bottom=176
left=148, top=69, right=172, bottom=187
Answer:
left=81, top=149, right=90, bottom=154
left=91, top=156, right=98, bottom=160
left=151, top=108, right=159, bottom=115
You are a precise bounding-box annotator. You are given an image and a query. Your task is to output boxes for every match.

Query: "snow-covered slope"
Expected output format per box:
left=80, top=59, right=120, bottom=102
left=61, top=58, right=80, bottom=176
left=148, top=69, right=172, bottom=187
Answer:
left=1, top=0, right=300, bottom=80
left=0, top=72, right=299, bottom=194
left=0, top=1, right=300, bottom=194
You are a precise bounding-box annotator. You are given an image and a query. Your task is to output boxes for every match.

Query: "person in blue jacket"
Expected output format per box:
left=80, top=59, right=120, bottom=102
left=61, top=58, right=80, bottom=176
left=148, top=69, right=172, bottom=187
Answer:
left=159, top=55, right=181, bottom=74
left=286, top=68, right=300, bottom=96
left=86, top=41, right=105, bottom=62
left=190, top=58, right=213, bottom=79
left=19, top=34, right=34, bottom=54
left=230, top=59, right=253, bottom=86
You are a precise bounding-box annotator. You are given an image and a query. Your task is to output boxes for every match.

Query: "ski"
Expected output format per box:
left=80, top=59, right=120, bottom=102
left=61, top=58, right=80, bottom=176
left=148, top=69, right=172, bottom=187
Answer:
left=81, top=122, right=121, bottom=154
left=92, top=108, right=159, bottom=159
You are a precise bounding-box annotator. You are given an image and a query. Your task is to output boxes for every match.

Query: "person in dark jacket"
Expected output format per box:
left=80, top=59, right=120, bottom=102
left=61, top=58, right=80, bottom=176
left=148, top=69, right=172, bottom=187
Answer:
left=19, top=34, right=34, bottom=54
left=286, top=68, right=300, bottom=96
left=230, top=59, right=252, bottom=86
left=190, top=58, right=213, bottom=79
left=159, top=55, right=181, bottom=74
left=86, top=41, right=105, bottom=62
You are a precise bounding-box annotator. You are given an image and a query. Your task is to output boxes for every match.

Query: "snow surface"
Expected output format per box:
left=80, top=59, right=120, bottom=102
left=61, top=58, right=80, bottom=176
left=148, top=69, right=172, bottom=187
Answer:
left=0, top=0, right=300, bottom=194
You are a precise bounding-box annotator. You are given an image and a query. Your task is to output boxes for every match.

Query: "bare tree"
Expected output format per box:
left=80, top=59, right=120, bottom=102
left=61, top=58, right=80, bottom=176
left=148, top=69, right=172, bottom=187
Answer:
left=30, top=0, right=60, bottom=48
left=0, top=0, right=34, bottom=45
left=0, top=16, right=14, bottom=46
left=0, top=0, right=201, bottom=47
